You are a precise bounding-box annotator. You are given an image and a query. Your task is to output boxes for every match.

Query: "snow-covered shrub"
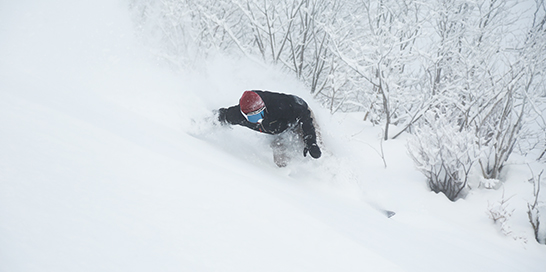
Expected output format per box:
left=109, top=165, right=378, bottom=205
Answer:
left=407, top=110, right=478, bottom=201
left=487, top=191, right=528, bottom=243
left=475, top=91, right=524, bottom=181
left=487, top=192, right=515, bottom=237
left=527, top=169, right=545, bottom=244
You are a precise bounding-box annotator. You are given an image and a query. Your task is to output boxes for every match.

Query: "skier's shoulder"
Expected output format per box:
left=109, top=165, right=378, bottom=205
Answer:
left=254, top=90, right=307, bottom=106
left=253, top=90, right=285, bottom=99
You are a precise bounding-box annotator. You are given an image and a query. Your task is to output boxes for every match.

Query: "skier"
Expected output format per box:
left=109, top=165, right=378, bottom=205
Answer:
left=217, top=90, right=321, bottom=167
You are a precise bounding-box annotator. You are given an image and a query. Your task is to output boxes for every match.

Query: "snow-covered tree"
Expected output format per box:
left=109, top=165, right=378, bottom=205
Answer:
left=327, top=0, right=425, bottom=140
left=517, top=0, right=546, bottom=162
left=416, top=0, right=531, bottom=182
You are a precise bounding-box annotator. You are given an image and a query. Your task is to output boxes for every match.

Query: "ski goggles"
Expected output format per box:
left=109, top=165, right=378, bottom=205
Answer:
left=243, top=107, right=265, bottom=123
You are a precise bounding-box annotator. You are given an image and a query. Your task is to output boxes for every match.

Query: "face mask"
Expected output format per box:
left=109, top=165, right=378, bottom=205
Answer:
left=244, top=107, right=265, bottom=123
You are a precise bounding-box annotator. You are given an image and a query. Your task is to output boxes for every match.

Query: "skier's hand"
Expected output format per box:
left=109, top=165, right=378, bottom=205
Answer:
left=304, top=143, right=321, bottom=159
left=217, top=108, right=228, bottom=124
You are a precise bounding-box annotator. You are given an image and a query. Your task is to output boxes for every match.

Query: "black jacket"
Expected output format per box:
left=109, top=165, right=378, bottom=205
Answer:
left=219, top=90, right=318, bottom=147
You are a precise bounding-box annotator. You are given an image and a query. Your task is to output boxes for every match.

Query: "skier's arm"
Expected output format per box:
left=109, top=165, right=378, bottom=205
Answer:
left=301, top=114, right=317, bottom=146
left=218, top=105, right=246, bottom=125
left=218, top=106, right=262, bottom=131
left=300, top=109, right=321, bottom=159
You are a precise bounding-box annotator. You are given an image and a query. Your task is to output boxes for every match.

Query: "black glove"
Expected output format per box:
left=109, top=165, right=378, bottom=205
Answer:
left=217, top=108, right=228, bottom=124
left=304, top=143, right=321, bottom=159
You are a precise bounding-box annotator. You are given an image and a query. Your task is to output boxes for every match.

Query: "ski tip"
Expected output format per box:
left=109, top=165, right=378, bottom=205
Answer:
left=385, top=210, right=396, bottom=218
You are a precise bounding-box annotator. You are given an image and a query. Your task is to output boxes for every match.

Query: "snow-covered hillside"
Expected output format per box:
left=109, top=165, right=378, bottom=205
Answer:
left=1, top=0, right=545, bottom=271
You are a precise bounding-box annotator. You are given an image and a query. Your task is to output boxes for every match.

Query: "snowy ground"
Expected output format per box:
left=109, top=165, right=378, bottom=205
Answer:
left=1, top=0, right=545, bottom=271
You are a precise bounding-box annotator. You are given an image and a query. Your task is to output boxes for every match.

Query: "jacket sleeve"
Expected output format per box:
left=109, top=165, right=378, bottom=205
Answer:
left=219, top=105, right=246, bottom=125
left=286, top=95, right=318, bottom=146
left=219, top=105, right=262, bottom=131
left=299, top=109, right=318, bottom=146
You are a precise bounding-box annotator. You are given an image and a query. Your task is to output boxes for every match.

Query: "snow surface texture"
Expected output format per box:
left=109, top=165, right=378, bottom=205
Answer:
left=1, top=0, right=545, bottom=271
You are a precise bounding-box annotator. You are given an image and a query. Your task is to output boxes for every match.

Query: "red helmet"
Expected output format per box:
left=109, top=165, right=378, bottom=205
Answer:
left=239, top=91, right=265, bottom=114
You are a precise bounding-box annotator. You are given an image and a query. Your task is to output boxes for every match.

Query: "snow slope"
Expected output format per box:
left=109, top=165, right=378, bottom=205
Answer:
left=1, top=0, right=545, bottom=271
